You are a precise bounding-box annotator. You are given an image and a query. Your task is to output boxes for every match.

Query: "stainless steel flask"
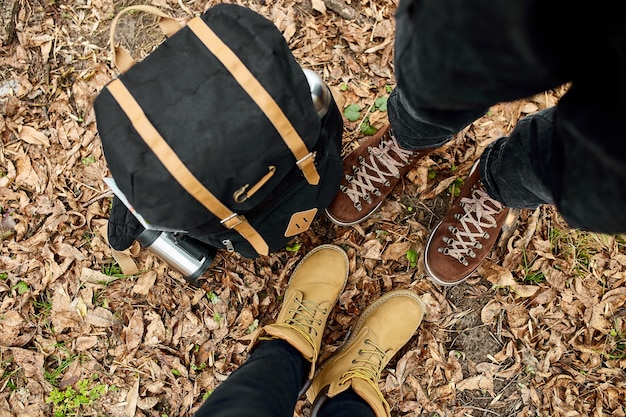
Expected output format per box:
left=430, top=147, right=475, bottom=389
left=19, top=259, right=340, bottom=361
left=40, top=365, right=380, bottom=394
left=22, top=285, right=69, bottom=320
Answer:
left=137, top=230, right=216, bottom=284
left=303, top=68, right=332, bottom=118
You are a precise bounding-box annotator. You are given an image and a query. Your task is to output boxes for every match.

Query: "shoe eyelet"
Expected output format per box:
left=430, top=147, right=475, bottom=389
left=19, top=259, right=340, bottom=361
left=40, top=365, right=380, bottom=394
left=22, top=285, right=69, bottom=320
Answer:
left=483, top=232, right=490, bottom=239
left=354, top=201, right=362, bottom=211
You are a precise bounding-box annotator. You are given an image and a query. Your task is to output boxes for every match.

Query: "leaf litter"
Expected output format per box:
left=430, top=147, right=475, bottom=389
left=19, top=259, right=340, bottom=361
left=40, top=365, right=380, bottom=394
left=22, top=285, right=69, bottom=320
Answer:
left=0, top=0, right=625, bottom=416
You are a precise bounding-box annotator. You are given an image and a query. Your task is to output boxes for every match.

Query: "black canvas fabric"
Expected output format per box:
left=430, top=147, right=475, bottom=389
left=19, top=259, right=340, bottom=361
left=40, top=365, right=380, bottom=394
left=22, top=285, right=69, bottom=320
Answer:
left=95, top=4, right=342, bottom=258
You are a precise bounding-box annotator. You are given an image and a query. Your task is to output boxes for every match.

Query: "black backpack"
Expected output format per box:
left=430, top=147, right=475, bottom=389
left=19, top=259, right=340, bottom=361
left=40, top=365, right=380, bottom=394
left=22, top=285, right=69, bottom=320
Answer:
left=94, top=4, right=342, bottom=276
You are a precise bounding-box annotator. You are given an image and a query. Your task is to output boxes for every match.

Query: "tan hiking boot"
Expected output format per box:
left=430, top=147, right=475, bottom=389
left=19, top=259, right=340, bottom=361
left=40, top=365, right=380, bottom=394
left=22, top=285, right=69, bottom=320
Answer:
left=325, top=125, right=434, bottom=226
left=424, top=161, right=509, bottom=286
left=307, top=290, right=426, bottom=417
left=250, top=244, right=349, bottom=379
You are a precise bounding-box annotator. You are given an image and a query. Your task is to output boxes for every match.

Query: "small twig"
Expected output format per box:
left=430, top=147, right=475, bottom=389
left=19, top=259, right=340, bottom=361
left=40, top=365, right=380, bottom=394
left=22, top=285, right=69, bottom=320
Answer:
left=81, top=190, right=113, bottom=208
left=177, top=0, right=193, bottom=17
left=460, top=405, right=501, bottom=416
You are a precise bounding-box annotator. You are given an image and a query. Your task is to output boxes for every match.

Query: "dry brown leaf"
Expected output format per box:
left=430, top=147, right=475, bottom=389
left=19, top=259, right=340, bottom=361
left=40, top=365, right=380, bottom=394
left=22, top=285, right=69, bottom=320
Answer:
left=480, top=299, right=502, bottom=324
left=455, top=374, right=495, bottom=395
left=10, top=347, right=44, bottom=380
left=312, top=0, right=326, bottom=14
left=86, top=306, right=115, bottom=327
left=132, top=271, right=157, bottom=295
left=144, top=310, right=167, bottom=345
left=381, top=241, right=412, bottom=262
left=125, top=377, right=140, bottom=417
left=124, top=310, right=144, bottom=351
left=480, top=261, right=539, bottom=297
left=18, top=125, right=50, bottom=147
left=521, top=102, right=539, bottom=113
left=80, top=266, right=119, bottom=284
left=360, top=238, right=383, bottom=260
left=60, top=360, right=82, bottom=389
left=419, top=176, right=457, bottom=200
left=75, top=336, right=98, bottom=351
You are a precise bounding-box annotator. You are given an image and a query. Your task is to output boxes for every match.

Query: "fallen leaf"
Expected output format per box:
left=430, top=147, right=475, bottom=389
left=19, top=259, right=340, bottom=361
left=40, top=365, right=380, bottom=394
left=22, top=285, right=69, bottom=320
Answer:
left=132, top=271, right=157, bottom=295
left=85, top=306, right=115, bottom=327
left=360, top=239, right=383, bottom=260
left=125, top=377, right=139, bottom=417
left=18, top=125, right=50, bottom=147
left=521, top=102, right=539, bottom=113
left=381, top=241, right=412, bottom=262
left=312, top=0, right=326, bottom=13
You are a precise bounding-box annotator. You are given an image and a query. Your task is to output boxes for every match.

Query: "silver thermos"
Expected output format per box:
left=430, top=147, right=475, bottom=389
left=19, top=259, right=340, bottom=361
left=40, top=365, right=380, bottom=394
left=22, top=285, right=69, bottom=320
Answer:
left=136, top=69, right=330, bottom=284
left=303, top=68, right=332, bottom=118
left=137, top=229, right=216, bottom=284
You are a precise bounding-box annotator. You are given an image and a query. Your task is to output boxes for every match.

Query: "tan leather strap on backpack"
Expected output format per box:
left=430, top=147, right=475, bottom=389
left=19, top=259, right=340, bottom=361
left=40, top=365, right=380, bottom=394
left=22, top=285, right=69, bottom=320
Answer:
left=106, top=79, right=270, bottom=256
left=110, top=5, right=184, bottom=73
left=187, top=16, right=320, bottom=185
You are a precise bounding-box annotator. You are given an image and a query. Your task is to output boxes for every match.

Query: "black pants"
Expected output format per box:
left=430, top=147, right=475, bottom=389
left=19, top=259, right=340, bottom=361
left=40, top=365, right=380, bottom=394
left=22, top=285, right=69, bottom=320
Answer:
left=389, top=0, right=626, bottom=233
left=194, top=340, right=375, bottom=417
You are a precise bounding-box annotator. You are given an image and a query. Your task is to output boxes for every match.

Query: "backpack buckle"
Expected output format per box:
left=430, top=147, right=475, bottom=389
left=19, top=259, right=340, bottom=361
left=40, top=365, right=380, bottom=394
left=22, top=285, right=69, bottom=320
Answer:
left=221, top=213, right=244, bottom=229
left=296, top=152, right=319, bottom=185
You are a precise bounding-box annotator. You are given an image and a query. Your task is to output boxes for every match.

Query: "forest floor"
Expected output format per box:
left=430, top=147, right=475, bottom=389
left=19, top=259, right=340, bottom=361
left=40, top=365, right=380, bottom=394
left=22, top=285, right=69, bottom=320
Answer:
left=1, top=1, right=625, bottom=416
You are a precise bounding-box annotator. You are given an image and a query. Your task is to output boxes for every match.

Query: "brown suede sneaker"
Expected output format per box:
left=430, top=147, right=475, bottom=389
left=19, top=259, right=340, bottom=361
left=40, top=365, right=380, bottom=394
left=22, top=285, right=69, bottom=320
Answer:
left=424, top=162, right=509, bottom=286
left=325, top=125, right=433, bottom=226
left=307, top=290, right=425, bottom=417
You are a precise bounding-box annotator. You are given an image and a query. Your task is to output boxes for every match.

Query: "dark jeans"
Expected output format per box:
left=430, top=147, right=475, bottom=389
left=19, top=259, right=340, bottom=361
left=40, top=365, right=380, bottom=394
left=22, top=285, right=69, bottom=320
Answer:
left=195, top=340, right=375, bottom=417
left=389, top=0, right=626, bottom=234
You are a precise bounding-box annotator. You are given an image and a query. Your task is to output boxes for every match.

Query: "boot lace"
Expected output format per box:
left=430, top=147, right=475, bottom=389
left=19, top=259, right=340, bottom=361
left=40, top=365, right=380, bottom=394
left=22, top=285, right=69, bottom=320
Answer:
left=439, top=188, right=503, bottom=266
left=273, top=298, right=326, bottom=351
left=339, top=338, right=389, bottom=408
left=341, top=130, right=414, bottom=211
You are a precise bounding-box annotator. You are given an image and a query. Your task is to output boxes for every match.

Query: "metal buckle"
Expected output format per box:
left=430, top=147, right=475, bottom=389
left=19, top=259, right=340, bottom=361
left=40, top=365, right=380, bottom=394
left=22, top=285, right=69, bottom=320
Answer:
left=296, top=151, right=317, bottom=168
left=220, top=213, right=243, bottom=229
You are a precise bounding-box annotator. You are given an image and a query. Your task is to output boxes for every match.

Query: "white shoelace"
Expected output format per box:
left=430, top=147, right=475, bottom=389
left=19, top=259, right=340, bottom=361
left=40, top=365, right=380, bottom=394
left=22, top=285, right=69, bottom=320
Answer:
left=439, top=188, right=503, bottom=266
left=341, top=131, right=414, bottom=210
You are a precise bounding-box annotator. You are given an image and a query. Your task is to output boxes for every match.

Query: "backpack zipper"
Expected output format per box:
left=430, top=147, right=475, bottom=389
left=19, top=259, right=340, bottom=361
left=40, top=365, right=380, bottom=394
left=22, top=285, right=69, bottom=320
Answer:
left=222, top=239, right=235, bottom=252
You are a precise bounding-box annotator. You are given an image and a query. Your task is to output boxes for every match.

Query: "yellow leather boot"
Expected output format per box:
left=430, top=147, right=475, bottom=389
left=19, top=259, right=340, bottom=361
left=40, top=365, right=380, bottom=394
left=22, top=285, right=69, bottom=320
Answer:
left=250, top=244, right=349, bottom=380
left=307, top=290, right=426, bottom=417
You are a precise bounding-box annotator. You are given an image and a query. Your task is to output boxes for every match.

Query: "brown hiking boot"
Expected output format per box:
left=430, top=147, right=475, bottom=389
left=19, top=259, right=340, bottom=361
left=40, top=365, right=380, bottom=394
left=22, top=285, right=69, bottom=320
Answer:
left=325, top=125, right=433, bottom=226
left=307, top=290, right=426, bottom=417
left=424, top=162, right=509, bottom=286
left=250, top=244, right=349, bottom=379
